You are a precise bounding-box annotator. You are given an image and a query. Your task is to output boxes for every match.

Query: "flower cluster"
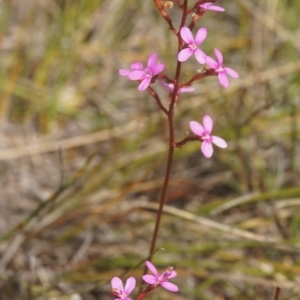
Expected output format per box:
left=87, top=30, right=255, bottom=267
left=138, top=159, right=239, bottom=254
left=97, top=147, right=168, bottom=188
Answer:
left=113, top=1, right=239, bottom=298
left=178, top=27, right=239, bottom=88
left=111, top=261, right=178, bottom=299
left=118, top=0, right=236, bottom=159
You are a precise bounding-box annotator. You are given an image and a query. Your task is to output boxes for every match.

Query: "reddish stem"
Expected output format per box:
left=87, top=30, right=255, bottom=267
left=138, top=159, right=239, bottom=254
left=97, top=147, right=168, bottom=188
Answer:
left=174, top=136, right=198, bottom=147
left=146, top=86, right=168, bottom=116
left=136, top=286, right=155, bottom=300
left=274, top=287, right=281, bottom=300
left=152, top=0, right=177, bottom=34
left=141, top=0, right=189, bottom=281
left=182, top=68, right=216, bottom=86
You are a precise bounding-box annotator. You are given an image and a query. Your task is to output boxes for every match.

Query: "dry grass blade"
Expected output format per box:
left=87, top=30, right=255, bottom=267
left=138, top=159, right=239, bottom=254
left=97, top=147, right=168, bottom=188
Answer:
left=0, top=119, right=145, bottom=161
left=133, top=201, right=300, bottom=249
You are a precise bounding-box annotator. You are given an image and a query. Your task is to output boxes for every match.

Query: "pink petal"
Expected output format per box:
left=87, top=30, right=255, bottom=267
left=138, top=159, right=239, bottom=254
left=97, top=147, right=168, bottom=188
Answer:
left=119, top=69, right=130, bottom=76
left=178, top=48, right=193, bottom=62
left=212, top=136, right=227, bottom=148
left=128, top=70, right=144, bottom=80
left=194, top=48, right=206, bottom=64
left=160, top=81, right=174, bottom=92
left=161, top=282, right=179, bottom=292
left=124, top=277, right=136, bottom=295
left=224, top=67, right=239, bottom=78
left=138, top=77, right=151, bottom=90
left=152, top=62, right=165, bottom=75
left=214, top=48, right=223, bottom=65
left=142, top=274, right=157, bottom=285
left=204, top=4, right=225, bottom=11
left=147, top=53, right=158, bottom=69
left=194, top=27, right=207, bottom=45
left=130, top=62, right=143, bottom=70
left=201, top=141, right=213, bottom=158
left=218, top=72, right=229, bottom=88
left=168, top=83, right=175, bottom=91
left=180, top=27, right=194, bottom=44
left=168, top=270, right=177, bottom=278
left=178, top=86, right=195, bottom=93
left=200, top=3, right=211, bottom=9
left=189, top=121, right=205, bottom=136
left=205, top=56, right=219, bottom=69
left=203, top=115, right=213, bottom=133
left=111, top=277, right=124, bottom=291
left=145, top=261, right=159, bottom=277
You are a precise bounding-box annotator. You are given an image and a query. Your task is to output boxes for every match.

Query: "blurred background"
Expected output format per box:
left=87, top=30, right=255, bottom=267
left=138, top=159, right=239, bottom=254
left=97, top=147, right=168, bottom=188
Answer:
left=0, top=0, right=300, bottom=299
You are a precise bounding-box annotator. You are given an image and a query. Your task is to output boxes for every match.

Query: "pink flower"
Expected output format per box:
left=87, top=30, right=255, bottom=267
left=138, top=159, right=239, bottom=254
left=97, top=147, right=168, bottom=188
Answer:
left=119, top=62, right=143, bottom=77
left=178, top=27, right=207, bottom=64
left=142, top=261, right=178, bottom=292
left=128, top=53, right=165, bottom=91
left=205, top=48, right=239, bottom=88
left=111, top=277, right=136, bottom=300
left=160, top=81, right=195, bottom=94
left=198, top=2, right=225, bottom=12
left=190, top=115, right=227, bottom=158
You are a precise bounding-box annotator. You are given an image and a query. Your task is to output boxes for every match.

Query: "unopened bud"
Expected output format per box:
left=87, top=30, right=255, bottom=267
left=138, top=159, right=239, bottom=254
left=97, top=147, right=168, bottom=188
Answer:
left=192, top=12, right=201, bottom=23
left=197, top=67, right=206, bottom=73
left=163, top=1, right=174, bottom=9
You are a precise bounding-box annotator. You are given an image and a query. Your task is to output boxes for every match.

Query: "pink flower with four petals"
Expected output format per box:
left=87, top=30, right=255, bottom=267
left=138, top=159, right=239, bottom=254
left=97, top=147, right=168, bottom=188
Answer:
left=190, top=115, right=227, bottom=158
left=111, top=276, right=136, bottom=300
left=178, top=27, right=207, bottom=64
left=142, top=261, right=179, bottom=292
left=205, top=48, right=239, bottom=88
left=128, top=53, right=165, bottom=91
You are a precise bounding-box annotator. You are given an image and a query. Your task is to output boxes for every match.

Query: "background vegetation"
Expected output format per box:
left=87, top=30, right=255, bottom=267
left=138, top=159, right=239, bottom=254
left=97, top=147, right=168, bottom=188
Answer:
left=0, top=0, right=300, bottom=299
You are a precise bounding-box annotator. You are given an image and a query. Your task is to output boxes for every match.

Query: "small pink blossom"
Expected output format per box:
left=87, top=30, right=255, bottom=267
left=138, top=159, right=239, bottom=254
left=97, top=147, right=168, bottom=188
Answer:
left=205, top=48, right=239, bottom=88
left=198, top=2, right=225, bottom=12
left=142, top=261, right=178, bottom=292
left=178, top=27, right=207, bottom=64
left=111, top=277, right=136, bottom=300
left=160, top=81, right=195, bottom=94
left=190, top=115, right=227, bottom=158
left=128, top=53, right=165, bottom=91
left=119, top=62, right=143, bottom=77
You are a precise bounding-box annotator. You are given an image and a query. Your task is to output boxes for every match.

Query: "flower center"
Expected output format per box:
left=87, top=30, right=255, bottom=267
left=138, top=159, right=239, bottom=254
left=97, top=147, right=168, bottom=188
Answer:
left=112, top=288, right=128, bottom=299
left=190, top=43, right=197, bottom=51
left=201, top=132, right=212, bottom=142
left=120, top=292, right=128, bottom=299
left=144, top=68, right=153, bottom=78
left=158, top=266, right=173, bottom=283
left=216, top=66, right=224, bottom=73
